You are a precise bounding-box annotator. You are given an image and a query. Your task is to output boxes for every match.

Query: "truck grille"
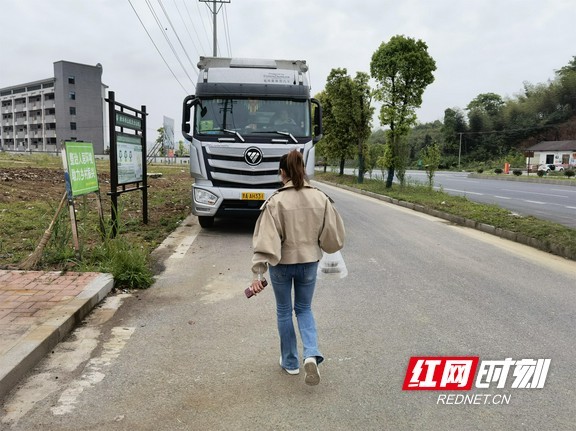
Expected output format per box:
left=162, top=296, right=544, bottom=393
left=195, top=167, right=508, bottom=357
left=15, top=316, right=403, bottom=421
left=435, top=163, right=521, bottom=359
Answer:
left=203, top=145, right=295, bottom=187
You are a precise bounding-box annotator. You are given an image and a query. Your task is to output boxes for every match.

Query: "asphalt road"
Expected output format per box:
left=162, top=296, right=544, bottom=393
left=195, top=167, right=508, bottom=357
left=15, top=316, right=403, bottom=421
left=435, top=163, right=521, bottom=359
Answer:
left=352, top=169, right=576, bottom=228
left=2, top=183, right=576, bottom=430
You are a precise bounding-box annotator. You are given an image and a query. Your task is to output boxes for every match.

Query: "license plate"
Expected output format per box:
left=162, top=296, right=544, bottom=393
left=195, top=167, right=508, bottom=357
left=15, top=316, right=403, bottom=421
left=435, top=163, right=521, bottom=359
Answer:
left=242, top=192, right=265, bottom=200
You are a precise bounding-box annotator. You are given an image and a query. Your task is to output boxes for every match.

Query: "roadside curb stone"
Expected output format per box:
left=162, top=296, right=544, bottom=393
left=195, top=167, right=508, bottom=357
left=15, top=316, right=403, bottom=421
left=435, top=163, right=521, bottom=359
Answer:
left=0, top=271, right=114, bottom=401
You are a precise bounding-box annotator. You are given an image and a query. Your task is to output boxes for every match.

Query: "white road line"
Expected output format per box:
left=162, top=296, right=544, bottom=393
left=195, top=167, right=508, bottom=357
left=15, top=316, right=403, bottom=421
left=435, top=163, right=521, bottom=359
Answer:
left=493, top=196, right=512, bottom=200
left=443, top=188, right=484, bottom=196
left=550, top=187, right=576, bottom=193
left=524, top=200, right=547, bottom=205
left=51, top=327, right=136, bottom=416
left=501, top=189, right=568, bottom=198
left=169, top=233, right=199, bottom=259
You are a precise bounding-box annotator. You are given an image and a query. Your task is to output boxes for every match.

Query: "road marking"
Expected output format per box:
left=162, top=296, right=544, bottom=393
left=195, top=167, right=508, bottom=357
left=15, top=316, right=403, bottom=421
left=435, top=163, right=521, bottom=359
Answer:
left=501, top=188, right=568, bottom=198
left=524, top=200, right=547, bottom=205
left=443, top=188, right=484, bottom=196
left=550, top=189, right=576, bottom=193
left=51, top=326, right=135, bottom=416
left=168, top=233, right=199, bottom=259
left=1, top=295, right=131, bottom=425
left=152, top=215, right=201, bottom=260
left=493, top=196, right=512, bottom=200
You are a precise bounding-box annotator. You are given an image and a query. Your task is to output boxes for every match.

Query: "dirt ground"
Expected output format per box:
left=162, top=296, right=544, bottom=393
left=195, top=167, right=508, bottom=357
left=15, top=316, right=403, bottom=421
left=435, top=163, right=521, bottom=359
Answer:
left=0, top=165, right=191, bottom=215
left=0, top=167, right=69, bottom=204
left=0, top=165, right=193, bottom=268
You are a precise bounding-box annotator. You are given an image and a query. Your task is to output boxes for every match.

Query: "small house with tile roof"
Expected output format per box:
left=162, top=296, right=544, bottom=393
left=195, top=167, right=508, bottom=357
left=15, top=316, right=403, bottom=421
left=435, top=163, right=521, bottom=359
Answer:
left=526, top=140, right=576, bottom=169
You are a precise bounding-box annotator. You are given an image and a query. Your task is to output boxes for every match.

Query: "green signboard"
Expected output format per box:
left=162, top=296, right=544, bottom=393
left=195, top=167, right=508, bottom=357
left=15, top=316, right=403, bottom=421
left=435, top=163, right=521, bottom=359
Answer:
left=115, top=112, right=142, bottom=130
left=62, top=142, right=99, bottom=196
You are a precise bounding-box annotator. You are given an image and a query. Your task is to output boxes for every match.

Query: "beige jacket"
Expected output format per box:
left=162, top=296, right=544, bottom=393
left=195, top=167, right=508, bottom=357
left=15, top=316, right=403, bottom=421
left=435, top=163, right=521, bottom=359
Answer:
left=251, top=180, right=345, bottom=278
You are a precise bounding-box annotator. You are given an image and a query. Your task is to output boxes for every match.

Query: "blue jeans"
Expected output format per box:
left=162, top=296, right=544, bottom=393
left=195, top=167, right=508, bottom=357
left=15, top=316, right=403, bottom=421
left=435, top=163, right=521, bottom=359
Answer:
left=269, top=262, right=323, bottom=371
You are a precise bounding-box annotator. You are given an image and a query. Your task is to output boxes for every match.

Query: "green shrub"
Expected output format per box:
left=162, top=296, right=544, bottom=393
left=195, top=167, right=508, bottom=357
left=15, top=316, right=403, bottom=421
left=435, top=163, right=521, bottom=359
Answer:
left=494, top=168, right=503, bottom=174
left=564, top=169, right=575, bottom=178
left=537, top=170, right=545, bottom=177
left=477, top=168, right=484, bottom=174
left=512, top=169, right=522, bottom=176
left=81, top=237, right=154, bottom=289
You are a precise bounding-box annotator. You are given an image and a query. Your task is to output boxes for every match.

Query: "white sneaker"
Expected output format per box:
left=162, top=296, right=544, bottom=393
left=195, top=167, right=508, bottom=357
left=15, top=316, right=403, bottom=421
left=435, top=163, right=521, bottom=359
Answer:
left=279, top=356, right=299, bottom=375
left=304, top=357, right=320, bottom=386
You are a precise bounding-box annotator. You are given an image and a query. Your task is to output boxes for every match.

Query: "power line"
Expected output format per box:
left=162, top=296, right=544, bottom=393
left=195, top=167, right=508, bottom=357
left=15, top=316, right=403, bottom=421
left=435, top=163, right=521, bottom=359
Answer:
left=176, top=0, right=207, bottom=55
left=157, top=0, right=198, bottom=73
left=143, top=0, right=196, bottom=88
left=199, top=0, right=231, bottom=56
left=127, top=0, right=191, bottom=93
left=223, top=3, right=232, bottom=56
left=196, top=0, right=213, bottom=52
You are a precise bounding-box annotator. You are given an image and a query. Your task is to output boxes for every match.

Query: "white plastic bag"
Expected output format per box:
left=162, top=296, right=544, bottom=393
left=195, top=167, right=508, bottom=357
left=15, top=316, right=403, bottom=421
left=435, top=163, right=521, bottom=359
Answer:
left=317, top=250, right=348, bottom=279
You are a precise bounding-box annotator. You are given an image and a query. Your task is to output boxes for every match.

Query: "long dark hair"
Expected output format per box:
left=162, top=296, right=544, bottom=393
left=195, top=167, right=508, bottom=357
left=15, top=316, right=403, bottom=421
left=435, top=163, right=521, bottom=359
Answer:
left=279, top=150, right=307, bottom=190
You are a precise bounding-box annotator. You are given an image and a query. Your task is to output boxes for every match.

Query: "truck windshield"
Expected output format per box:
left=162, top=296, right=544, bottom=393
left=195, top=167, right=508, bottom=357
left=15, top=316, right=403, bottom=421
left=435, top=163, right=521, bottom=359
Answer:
left=195, top=98, right=310, bottom=139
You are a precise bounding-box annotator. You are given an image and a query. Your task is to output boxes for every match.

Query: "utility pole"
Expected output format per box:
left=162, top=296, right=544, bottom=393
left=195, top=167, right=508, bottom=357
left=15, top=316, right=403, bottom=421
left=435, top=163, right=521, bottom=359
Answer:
left=458, top=132, right=463, bottom=169
left=199, top=0, right=230, bottom=57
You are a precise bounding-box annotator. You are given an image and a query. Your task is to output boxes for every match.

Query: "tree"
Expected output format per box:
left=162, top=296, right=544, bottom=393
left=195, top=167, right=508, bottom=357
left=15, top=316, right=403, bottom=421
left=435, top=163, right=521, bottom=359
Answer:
left=421, top=143, right=441, bottom=187
left=441, top=108, right=467, bottom=158
left=155, top=127, right=166, bottom=157
left=321, top=68, right=373, bottom=177
left=175, top=140, right=189, bottom=157
left=370, top=35, right=436, bottom=187
left=466, top=93, right=505, bottom=118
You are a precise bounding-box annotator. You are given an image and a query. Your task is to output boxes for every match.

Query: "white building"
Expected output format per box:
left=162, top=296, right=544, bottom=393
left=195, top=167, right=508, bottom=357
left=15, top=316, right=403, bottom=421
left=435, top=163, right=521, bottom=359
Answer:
left=0, top=61, right=107, bottom=154
left=526, top=141, right=576, bottom=170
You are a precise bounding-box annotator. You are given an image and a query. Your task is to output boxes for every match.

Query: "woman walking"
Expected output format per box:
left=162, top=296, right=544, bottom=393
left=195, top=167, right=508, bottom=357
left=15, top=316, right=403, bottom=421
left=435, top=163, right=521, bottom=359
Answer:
left=249, top=150, right=345, bottom=385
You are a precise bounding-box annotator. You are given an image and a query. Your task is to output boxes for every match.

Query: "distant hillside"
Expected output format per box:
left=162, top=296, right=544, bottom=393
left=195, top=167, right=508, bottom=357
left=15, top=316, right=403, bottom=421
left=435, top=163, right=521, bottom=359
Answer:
left=519, top=115, right=576, bottom=149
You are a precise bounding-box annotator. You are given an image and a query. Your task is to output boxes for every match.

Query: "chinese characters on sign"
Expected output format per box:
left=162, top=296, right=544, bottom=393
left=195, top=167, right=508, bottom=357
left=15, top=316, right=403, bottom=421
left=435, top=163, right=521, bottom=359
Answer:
left=403, top=356, right=551, bottom=391
left=62, top=142, right=99, bottom=197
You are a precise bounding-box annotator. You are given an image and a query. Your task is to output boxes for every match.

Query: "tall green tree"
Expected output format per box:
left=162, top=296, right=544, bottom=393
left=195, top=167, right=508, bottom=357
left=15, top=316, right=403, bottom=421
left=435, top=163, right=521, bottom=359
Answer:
left=321, top=68, right=373, bottom=178
left=370, top=35, right=436, bottom=187
left=441, top=108, right=467, bottom=159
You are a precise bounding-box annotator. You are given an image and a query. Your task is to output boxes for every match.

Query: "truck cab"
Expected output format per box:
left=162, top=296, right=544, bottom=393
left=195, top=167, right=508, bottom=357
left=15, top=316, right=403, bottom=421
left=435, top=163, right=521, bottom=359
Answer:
left=182, top=57, right=322, bottom=227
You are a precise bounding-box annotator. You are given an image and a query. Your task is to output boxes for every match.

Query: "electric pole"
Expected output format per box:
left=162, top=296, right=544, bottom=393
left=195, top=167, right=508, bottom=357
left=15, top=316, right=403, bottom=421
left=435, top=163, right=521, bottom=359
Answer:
left=199, top=0, right=230, bottom=57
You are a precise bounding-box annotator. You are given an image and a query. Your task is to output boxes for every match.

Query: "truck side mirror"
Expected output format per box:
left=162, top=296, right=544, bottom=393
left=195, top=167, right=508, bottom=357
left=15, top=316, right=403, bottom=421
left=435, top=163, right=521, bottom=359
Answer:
left=182, top=95, right=198, bottom=140
left=311, top=98, right=323, bottom=144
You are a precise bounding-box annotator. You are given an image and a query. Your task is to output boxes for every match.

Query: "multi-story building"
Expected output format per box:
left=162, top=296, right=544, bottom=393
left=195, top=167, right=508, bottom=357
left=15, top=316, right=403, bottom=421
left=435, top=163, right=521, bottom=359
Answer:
left=0, top=61, right=107, bottom=154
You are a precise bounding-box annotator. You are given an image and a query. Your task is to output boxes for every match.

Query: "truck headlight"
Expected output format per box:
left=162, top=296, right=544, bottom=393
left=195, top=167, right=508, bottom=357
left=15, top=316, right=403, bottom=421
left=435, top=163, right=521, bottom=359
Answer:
left=194, top=188, right=218, bottom=206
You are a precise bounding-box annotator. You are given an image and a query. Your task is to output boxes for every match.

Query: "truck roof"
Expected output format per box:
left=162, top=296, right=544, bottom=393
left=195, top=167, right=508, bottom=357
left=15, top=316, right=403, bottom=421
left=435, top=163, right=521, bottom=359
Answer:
left=197, top=57, right=308, bottom=73
left=195, top=57, right=311, bottom=99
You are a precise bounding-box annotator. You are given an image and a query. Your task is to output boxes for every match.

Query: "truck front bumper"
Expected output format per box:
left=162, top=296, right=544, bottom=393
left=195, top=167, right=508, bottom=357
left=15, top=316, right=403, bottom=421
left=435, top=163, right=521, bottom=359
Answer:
left=191, top=184, right=275, bottom=217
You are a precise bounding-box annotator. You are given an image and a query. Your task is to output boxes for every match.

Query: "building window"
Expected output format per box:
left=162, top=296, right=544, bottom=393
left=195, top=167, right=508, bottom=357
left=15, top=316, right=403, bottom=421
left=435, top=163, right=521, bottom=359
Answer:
left=70, top=122, right=77, bottom=130
left=70, top=107, right=76, bottom=115
left=69, top=91, right=76, bottom=100
left=68, top=76, right=75, bottom=85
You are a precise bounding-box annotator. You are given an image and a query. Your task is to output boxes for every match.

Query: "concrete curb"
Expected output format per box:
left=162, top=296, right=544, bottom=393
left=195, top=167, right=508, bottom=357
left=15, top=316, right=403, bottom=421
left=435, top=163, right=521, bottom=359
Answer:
left=467, top=173, right=576, bottom=186
left=319, top=181, right=576, bottom=262
left=0, top=273, right=114, bottom=401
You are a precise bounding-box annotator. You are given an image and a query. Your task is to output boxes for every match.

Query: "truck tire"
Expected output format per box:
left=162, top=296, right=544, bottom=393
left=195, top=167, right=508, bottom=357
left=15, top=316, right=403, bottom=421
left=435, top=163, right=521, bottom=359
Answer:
left=198, top=216, right=214, bottom=228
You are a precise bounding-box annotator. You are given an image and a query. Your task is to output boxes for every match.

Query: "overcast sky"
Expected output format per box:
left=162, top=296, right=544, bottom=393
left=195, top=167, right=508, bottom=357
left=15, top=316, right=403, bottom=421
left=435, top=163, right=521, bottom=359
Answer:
left=2, top=0, right=576, bottom=141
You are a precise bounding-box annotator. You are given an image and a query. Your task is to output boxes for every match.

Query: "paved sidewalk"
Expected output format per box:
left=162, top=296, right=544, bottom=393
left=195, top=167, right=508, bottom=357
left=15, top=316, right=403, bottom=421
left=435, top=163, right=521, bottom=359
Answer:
left=0, top=270, right=113, bottom=401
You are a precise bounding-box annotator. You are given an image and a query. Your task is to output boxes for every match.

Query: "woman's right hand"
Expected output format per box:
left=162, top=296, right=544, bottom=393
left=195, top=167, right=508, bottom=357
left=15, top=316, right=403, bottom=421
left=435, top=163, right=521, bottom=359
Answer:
left=250, top=279, right=267, bottom=295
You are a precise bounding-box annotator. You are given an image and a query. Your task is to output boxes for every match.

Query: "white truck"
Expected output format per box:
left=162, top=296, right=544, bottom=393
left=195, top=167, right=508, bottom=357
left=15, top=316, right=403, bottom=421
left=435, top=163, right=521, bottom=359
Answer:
left=182, top=57, right=322, bottom=227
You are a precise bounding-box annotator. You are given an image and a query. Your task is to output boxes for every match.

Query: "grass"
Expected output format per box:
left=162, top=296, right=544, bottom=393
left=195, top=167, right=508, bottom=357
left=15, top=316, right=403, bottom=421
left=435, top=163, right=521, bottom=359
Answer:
left=316, top=171, right=576, bottom=259
left=0, top=153, right=192, bottom=289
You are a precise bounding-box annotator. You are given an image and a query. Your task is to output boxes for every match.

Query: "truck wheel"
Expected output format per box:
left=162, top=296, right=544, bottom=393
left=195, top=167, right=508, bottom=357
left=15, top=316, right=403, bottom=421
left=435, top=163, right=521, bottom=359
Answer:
left=198, top=216, right=214, bottom=228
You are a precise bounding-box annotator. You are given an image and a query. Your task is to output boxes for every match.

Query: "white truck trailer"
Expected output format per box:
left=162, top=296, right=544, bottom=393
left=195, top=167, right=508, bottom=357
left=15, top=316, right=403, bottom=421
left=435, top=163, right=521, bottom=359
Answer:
left=182, top=57, right=322, bottom=227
